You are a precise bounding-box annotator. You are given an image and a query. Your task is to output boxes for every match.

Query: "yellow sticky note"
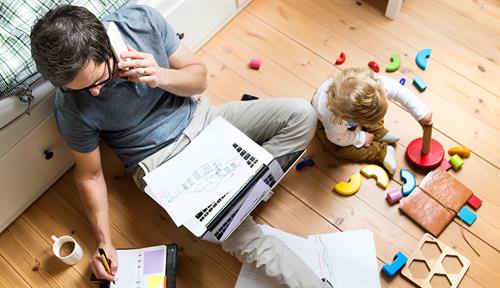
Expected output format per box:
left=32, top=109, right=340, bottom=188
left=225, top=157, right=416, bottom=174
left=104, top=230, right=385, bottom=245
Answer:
left=147, top=274, right=163, bottom=287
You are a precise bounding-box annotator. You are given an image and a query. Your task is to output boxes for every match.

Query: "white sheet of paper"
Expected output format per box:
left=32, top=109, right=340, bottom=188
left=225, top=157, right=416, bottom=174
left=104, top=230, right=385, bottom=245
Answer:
left=143, top=117, right=273, bottom=226
left=235, top=263, right=285, bottom=288
left=236, top=227, right=380, bottom=288
left=260, top=225, right=320, bottom=274
left=309, top=230, right=380, bottom=288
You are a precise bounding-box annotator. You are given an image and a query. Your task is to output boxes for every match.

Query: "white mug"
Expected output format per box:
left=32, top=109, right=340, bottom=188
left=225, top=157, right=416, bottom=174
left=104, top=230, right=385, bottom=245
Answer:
left=51, top=235, right=84, bottom=265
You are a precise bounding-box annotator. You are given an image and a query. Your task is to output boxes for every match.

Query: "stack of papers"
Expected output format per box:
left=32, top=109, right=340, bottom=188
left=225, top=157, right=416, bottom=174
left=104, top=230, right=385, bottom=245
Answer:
left=235, top=226, right=381, bottom=288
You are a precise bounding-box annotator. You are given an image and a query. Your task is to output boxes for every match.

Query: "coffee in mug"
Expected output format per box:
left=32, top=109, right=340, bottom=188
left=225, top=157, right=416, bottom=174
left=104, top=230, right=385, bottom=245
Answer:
left=51, top=235, right=83, bottom=265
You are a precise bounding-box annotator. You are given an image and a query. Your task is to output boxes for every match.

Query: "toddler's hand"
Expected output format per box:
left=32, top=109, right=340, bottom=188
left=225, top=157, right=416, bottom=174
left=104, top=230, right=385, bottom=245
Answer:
left=419, top=112, right=433, bottom=126
left=364, top=132, right=374, bottom=147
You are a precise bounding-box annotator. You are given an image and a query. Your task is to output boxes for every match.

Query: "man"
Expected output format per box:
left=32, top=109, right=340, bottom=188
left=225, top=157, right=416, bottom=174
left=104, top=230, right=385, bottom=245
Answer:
left=31, top=4, right=329, bottom=287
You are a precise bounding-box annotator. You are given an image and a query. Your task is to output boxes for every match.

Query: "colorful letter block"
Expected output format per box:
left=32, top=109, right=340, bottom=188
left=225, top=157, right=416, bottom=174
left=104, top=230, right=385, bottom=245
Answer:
left=400, top=169, right=417, bottom=196
left=457, top=206, right=477, bottom=225
left=381, top=251, right=408, bottom=278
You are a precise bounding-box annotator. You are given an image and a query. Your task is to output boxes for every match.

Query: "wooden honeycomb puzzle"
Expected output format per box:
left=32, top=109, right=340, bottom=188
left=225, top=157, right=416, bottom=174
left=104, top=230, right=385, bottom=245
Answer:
left=401, top=233, right=470, bottom=288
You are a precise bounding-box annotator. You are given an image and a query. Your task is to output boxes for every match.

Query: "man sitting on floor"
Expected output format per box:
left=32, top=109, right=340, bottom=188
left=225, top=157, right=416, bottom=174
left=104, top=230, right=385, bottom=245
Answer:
left=31, top=4, right=331, bottom=287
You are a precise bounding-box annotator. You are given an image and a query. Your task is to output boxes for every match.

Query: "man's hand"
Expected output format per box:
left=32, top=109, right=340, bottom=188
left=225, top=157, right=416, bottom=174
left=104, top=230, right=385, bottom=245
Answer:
left=118, top=45, right=164, bottom=88
left=364, top=132, right=374, bottom=147
left=91, top=242, right=118, bottom=281
left=419, top=112, right=433, bottom=126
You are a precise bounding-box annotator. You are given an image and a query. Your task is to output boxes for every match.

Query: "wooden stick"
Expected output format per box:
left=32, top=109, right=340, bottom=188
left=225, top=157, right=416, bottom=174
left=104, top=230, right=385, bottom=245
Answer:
left=421, top=125, right=432, bottom=154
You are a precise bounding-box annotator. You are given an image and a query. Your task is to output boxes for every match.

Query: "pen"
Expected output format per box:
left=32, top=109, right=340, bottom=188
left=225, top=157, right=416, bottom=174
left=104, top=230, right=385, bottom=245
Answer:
left=98, top=248, right=115, bottom=284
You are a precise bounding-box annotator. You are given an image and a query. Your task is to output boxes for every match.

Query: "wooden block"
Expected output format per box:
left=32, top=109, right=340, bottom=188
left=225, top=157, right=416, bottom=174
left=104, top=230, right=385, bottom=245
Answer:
left=333, top=173, right=362, bottom=196
left=399, top=189, right=454, bottom=237
left=419, top=169, right=473, bottom=212
left=381, top=251, right=407, bottom=278
left=400, top=169, right=416, bottom=196
left=399, top=169, right=473, bottom=236
left=360, top=164, right=389, bottom=189
left=449, top=154, right=464, bottom=170
left=401, top=233, right=470, bottom=288
left=412, top=76, right=427, bottom=92
left=248, top=58, right=262, bottom=69
left=457, top=206, right=477, bottom=225
left=439, top=158, right=452, bottom=171
left=467, top=195, right=482, bottom=210
left=448, top=146, right=470, bottom=158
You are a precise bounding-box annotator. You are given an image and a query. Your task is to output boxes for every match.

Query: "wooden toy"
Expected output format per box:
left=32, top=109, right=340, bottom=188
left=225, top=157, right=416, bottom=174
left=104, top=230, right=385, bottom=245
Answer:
left=448, top=146, right=470, bottom=158
left=406, top=125, right=444, bottom=170
left=381, top=251, right=408, bottom=278
left=457, top=206, right=477, bottom=225
left=386, top=189, right=403, bottom=205
left=449, top=154, right=464, bottom=170
left=334, top=173, right=362, bottom=196
left=368, top=61, right=380, bottom=73
left=401, top=233, right=470, bottom=288
left=399, top=78, right=406, bottom=85
left=467, top=195, right=482, bottom=210
left=400, top=169, right=473, bottom=236
left=412, top=76, right=427, bottom=92
left=360, top=164, right=389, bottom=189
left=249, top=58, right=262, bottom=70
left=296, top=159, right=315, bottom=170
left=439, top=158, right=452, bottom=171
left=385, top=53, right=401, bottom=72
left=400, top=169, right=416, bottom=196
left=415, top=48, right=432, bottom=70
left=335, top=52, right=346, bottom=65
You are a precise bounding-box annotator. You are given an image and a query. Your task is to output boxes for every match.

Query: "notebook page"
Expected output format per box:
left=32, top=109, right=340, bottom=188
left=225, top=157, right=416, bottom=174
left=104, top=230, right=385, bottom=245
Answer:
left=111, top=245, right=166, bottom=288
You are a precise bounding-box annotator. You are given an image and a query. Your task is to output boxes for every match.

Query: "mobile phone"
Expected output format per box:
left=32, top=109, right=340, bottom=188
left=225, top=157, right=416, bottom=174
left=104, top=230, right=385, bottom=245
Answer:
left=107, top=22, right=130, bottom=68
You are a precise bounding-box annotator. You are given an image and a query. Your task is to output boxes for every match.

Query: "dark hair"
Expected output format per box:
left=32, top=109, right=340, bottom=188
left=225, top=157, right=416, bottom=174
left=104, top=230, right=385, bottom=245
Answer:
left=30, top=5, right=111, bottom=87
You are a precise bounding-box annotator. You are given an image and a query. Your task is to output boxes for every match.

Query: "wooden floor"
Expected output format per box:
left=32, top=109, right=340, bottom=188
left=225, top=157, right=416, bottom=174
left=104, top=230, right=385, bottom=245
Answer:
left=2, top=0, right=500, bottom=287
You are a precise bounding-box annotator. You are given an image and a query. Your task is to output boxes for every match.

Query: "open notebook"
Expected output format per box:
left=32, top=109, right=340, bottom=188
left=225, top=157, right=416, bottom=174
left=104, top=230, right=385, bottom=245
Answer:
left=96, top=244, right=177, bottom=288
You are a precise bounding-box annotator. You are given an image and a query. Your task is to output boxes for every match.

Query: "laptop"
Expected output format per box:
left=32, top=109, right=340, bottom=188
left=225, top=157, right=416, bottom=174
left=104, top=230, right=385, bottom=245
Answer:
left=143, top=117, right=305, bottom=243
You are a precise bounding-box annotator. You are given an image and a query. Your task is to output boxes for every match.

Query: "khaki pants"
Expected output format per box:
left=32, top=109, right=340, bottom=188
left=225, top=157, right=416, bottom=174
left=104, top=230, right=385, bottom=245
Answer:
left=316, top=119, right=389, bottom=164
left=133, top=96, right=324, bottom=287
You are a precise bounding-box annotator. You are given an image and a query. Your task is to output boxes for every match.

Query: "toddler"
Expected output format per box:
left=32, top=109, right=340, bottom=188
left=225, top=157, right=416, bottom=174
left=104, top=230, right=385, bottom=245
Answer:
left=312, top=67, right=432, bottom=174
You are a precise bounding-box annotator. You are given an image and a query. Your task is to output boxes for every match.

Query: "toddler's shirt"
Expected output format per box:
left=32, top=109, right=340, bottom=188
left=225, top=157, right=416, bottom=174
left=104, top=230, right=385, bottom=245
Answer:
left=311, top=74, right=430, bottom=148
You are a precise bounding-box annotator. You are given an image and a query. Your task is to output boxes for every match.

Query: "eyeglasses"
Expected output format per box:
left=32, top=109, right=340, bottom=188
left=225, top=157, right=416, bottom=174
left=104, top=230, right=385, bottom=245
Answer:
left=62, top=54, right=116, bottom=92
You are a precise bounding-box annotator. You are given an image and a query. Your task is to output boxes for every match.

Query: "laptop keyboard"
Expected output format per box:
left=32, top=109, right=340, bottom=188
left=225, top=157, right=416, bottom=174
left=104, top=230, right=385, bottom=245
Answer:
left=214, top=210, right=238, bottom=240
left=263, top=174, right=277, bottom=187
left=233, top=143, right=258, bottom=168
left=195, top=193, right=228, bottom=222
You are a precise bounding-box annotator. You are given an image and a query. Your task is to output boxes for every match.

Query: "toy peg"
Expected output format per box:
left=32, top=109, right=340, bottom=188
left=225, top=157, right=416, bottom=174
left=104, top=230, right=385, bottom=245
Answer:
left=449, top=154, right=464, bottom=170
left=386, top=189, right=403, bottom=205
left=368, top=61, right=380, bottom=73
left=406, top=124, right=444, bottom=169
left=385, top=53, right=401, bottom=72
left=335, top=52, right=346, bottom=65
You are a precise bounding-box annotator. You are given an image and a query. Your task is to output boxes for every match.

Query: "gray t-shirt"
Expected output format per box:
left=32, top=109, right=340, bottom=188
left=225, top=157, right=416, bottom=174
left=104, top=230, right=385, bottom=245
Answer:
left=55, top=5, right=196, bottom=168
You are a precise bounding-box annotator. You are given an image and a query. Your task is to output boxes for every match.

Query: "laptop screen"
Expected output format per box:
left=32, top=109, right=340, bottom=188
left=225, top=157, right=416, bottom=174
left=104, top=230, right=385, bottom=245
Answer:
left=275, top=150, right=306, bottom=172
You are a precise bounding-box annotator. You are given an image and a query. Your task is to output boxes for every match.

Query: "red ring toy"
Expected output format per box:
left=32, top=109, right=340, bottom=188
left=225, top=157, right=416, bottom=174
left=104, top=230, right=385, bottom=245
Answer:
left=406, top=125, right=444, bottom=169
